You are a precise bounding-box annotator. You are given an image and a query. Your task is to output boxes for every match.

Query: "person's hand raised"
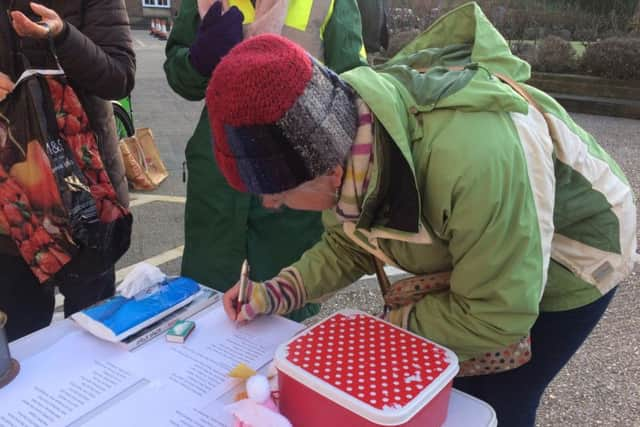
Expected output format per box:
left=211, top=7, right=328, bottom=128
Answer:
left=189, top=1, right=244, bottom=77
left=197, top=0, right=230, bottom=18
left=10, top=2, right=65, bottom=39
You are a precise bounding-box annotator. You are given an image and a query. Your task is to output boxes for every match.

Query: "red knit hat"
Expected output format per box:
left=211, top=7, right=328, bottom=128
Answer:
left=206, top=34, right=358, bottom=194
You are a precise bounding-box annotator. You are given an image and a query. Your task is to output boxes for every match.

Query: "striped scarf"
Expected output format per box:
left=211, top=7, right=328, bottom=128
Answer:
left=334, top=98, right=374, bottom=223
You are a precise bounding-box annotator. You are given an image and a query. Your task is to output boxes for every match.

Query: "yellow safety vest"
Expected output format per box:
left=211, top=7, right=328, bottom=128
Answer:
left=228, top=0, right=334, bottom=61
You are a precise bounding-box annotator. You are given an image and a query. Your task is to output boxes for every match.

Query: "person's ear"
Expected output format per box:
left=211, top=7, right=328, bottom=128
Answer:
left=330, top=165, right=344, bottom=189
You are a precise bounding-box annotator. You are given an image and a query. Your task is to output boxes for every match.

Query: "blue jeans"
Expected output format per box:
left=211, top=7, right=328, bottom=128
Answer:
left=0, top=254, right=115, bottom=342
left=454, top=288, right=617, bottom=427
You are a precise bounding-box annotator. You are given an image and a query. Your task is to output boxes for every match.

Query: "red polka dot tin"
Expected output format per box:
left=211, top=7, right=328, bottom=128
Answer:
left=275, top=310, right=459, bottom=426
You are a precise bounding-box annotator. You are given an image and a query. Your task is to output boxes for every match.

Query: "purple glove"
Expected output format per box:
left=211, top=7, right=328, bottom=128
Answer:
left=189, top=2, right=244, bottom=77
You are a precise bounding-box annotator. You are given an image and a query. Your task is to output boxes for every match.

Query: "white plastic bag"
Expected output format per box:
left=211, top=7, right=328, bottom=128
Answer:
left=116, top=262, right=167, bottom=298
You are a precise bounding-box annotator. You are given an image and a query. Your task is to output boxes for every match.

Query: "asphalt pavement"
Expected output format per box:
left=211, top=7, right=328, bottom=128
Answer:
left=119, top=31, right=640, bottom=427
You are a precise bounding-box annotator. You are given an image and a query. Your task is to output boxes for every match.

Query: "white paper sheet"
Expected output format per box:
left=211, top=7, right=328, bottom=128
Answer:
left=80, top=378, right=233, bottom=427
left=118, top=306, right=303, bottom=402
left=1, top=307, right=303, bottom=427
left=0, top=331, right=143, bottom=427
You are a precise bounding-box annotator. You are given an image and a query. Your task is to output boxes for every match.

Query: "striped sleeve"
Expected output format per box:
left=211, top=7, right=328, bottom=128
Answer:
left=243, top=267, right=308, bottom=317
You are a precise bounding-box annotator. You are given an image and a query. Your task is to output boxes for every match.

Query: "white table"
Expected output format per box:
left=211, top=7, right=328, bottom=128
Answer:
left=9, top=317, right=497, bottom=427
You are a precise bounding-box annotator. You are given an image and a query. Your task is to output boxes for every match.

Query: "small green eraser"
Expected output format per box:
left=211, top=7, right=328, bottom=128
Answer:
left=166, top=320, right=195, bottom=343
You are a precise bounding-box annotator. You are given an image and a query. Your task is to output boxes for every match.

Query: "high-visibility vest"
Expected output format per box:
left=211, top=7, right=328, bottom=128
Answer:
left=228, top=0, right=334, bottom=61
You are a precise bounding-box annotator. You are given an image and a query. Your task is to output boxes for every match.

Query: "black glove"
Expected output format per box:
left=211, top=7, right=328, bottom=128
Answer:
left=189, top=2, right=244, bottom=77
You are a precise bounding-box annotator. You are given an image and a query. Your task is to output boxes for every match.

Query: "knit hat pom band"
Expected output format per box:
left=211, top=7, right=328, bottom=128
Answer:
left=207, top=34, right=358, bottom=195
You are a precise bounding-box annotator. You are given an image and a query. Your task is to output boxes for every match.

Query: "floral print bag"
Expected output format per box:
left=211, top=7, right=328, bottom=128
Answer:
left=0, top=27, right=131, bottom=283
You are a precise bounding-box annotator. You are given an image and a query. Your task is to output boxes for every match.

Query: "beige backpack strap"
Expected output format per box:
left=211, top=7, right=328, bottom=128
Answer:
left=372, top=256, right=392, bottom=295
left=372, top=256, right=392, bottom=317
left=413, top=65, right=466, bottom=73
left=493, top=72, right=545, bottom=114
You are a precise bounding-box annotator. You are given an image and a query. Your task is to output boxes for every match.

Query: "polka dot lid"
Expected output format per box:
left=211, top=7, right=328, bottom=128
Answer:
left=275, top=310, right=459, bottom=422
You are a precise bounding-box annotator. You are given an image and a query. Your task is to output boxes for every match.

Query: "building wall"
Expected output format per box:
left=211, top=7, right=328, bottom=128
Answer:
left=124, top=0, right=182, bottom=27
left=125, top=0, right=144, bottom=18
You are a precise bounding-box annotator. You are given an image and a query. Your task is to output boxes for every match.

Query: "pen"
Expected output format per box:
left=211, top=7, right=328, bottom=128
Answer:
left=237, top=259, right=250, bottom=311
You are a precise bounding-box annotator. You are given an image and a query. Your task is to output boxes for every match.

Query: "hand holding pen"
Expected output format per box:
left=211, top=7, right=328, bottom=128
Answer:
left=222, top=261, right=304, bottom=322
left=223, top=259, right=251, bottom=322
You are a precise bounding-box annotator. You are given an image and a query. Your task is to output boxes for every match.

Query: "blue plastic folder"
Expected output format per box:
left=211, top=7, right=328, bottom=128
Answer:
left=72, top=277, right=201, bottom=342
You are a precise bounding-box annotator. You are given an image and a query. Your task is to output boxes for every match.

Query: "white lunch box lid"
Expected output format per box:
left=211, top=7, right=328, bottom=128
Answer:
left=275, top=309, right=459, bottom=426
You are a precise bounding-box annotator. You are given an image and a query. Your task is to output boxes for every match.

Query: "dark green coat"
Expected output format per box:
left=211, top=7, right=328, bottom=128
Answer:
left=164, top=0, right=366, bottom=320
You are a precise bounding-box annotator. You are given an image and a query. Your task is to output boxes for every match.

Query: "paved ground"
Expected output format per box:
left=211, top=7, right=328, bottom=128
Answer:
left=108, top=31, right=640, bottom=426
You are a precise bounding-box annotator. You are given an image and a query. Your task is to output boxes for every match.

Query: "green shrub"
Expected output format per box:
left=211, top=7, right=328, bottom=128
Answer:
left=580, top=37, right=640, bottom=80
left=511, top=41, right=537, bottom=64
left=385, top=29, right=421, bottom=57
left=532, top=36, right=577, bottom=73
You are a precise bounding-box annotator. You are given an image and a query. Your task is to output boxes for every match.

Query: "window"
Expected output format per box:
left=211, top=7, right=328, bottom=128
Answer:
left=142, top=0, right=170, bottom=8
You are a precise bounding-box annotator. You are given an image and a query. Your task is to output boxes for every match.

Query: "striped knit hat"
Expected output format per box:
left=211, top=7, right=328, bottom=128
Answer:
left=206, top=34, right=358, bottom=194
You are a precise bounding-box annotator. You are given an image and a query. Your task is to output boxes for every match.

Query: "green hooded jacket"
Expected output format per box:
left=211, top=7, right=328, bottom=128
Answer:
left=287, top=2, right=637, bottom=359
left=163, top=0, right=366, bottom=322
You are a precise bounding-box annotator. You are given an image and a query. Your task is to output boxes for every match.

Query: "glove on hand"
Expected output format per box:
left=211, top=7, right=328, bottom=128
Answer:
left=189, top=1, right=244, bottom=77
left=237, top=274, right=307, bottom=321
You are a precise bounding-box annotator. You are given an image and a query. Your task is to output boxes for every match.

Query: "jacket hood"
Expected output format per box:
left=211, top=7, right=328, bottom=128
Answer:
left=339, top=2, right=533, bottom=235
left=389, top=2, right=531, bottom=82
left=341, top=2, right=532, bottom=168
left=354, top=2, right=531, bottom=118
